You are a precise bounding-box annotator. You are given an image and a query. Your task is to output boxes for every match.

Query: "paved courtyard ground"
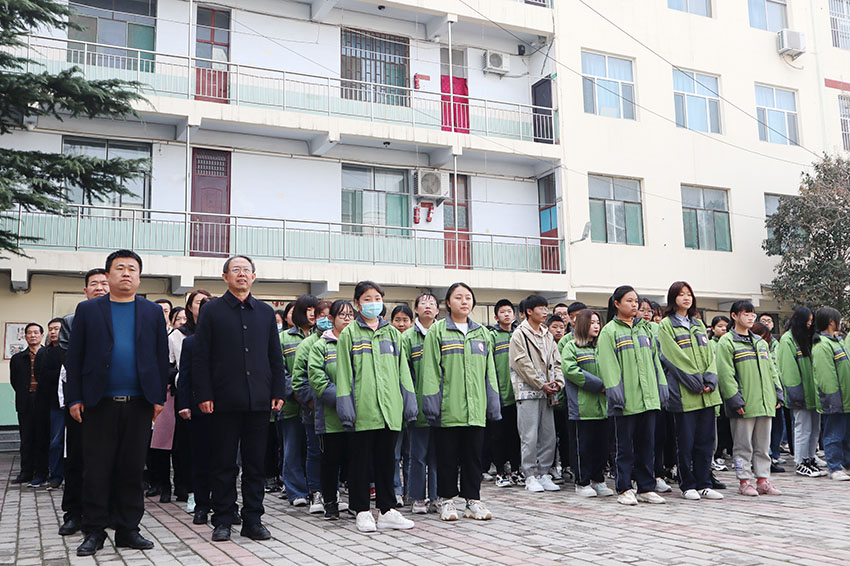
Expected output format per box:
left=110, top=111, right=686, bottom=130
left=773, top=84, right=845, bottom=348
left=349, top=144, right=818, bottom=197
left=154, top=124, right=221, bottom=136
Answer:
left=0, top=451, right=847, bottom=566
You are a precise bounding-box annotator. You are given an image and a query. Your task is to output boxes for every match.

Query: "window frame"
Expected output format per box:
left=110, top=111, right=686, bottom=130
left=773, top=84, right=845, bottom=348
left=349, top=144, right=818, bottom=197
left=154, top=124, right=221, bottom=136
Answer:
left=340, top=28, right=411, bottom=107
left=681, top=185, right=732, bottom=252
left=588, top=174, right=644, bottom=246
left=748, top=0, right=788, bottom=32
left=755, top=84, right=799, bottom=146
left=581, top=50, right=636, bottom=121
left=673, top=68, right=721, bottom=134
left=764, top=193, right=782, bottom=240
left=840, top=94, right=850, bottom=152
left=668, top=0, right=711, bottom=17
left=537, top=174, right=558, bottom=235
left=831, top=0, right=850, bottom=50
left=68, top=0, right=157, bottom=71
left=341, top=164, right=411, bottom=235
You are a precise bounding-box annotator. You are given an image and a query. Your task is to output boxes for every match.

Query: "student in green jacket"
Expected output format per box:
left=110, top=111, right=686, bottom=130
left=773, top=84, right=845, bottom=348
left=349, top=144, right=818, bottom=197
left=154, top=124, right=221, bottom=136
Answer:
left=421, top=283, right=501, bottom=522
left=708, top=315, right=732, bottom=471
left=557, top=301, right=587, bottom=354
left=597, top=285, right=668, bottom=506
left=811, top=307, right=850, bottom=481
left=716, top=300, right=784, bottom=497
left=335, top=281, right=418, bottom=532
left=562, top=309, right=613, bottom=498
left=307, top=299, right=355, bottom=520
left=657, top=282, right=723, bottom=501
left=489, top=299, right=522, bottom=488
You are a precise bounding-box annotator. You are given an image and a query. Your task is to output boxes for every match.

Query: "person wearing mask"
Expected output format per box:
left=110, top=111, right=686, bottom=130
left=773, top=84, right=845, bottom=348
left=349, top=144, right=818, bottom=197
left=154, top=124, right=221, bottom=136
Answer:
left=391, top=304, right=414, bottom=334
left=275, top=309, right=287, bottom=333
left=597, top=285, right=668, bottom=506
left=34, top=318, right=65, bottom=490
left=10, top=323, right=46, bottom=487
left=489, top=299, right=522, bottom=488
left=422, top=283, right=501, bottom=522
left=335, top=281, right=417, bottom=532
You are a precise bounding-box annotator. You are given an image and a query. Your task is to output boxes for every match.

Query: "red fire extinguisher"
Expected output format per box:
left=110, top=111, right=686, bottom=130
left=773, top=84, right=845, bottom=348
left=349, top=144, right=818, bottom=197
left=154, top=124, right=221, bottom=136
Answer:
left=414, top=205, right=421, bottom=224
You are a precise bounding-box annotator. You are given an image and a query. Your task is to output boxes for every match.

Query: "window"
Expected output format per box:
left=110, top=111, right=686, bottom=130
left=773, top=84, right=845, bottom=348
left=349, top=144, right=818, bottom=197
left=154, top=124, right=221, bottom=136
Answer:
left=681, top=185, right=731, bottom=251
left=341, top=165, right=410, bottom=234
left=341, top=28, right=409, bottom=106
left=831, top=0, right=850, bottom=49
left=669, top=0, right=711, bottom=17
left=196, top=8, right=230, bottom=67
left=588, top=175, right=643, bottom=245
left=63, top=137, right=151, bottom=212
left=755, top=85, right=798, bottom=145
left=68, top=0, right=156, bottom=69
left=748, top=0, right=787, bottom=32
left=673, top=69, right=721, bottom=133
left=538, top=174, right=557, bottom=235
left=581, top=51, right=635, bottom=120
left=841, top=95, right=850, bottom=151
left=764, top=193, right=781, bottom=239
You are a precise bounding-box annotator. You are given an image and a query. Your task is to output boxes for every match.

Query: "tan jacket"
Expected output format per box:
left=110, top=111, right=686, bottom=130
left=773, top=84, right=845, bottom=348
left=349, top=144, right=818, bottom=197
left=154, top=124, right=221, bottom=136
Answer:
left=509, top=320, right=564, bottom=401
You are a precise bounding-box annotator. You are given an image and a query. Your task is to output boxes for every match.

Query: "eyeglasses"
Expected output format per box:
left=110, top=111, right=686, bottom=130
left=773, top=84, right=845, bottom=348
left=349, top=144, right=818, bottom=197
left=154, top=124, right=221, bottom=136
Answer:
left=229, top=267, right=253, bottom=274
left=337, top=312, right=355, bottom=320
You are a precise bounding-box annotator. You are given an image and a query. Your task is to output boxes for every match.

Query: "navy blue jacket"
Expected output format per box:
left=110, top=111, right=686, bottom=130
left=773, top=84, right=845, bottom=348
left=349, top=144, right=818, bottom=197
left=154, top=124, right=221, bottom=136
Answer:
left=64, top=294, right=170, bottom=408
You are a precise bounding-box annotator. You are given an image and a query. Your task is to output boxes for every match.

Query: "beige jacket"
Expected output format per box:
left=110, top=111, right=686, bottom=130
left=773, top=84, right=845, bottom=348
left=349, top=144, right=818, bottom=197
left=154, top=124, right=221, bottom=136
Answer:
left=509, top=320, right=564, bottom=401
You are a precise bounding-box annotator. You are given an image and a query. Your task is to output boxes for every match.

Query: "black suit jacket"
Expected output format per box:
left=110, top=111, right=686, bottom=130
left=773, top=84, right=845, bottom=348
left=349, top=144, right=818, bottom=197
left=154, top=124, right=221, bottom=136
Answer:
left=9, top=348, right=40, bottom=413
left=64, top=294, right=170, bottom=408
left=177, top=334, right=199, bottom=415
left=192, top=291, right=286, bottom=412
left=34, top=343, right=63, bottom=410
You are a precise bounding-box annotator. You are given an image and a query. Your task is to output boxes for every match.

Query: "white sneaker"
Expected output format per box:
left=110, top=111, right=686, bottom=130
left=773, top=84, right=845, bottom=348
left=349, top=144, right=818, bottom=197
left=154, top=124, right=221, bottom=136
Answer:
left=463, top=499, right=493, bottom=520
left=617, top=489, right=638, bottom=506
left=395, top=494, right=404, bottom=508
left=355, top=511, right=376, bottom=532
left=309, top=492, right=325, bottom=514
left=637, top=491, right=667, bottom=504
left=292, top=497, right=308, bottom=507
left=575, top=485, right=597, bottom=498
left=655, top=478, right=673, bottom=493
left=682, top=489, right=701, bottom=501
left=829, top=469, right=850, bottom=481
left=427, top=499, right=440, bottom=514
left=814, top=455, right=828, bottom=468
left=494, top=475, right=513, bottom=488
left=524, top=475, right=545, bottom=493
left=538, top=474, right=561, bottom=491
left=377, top=508, right=414, bottom=530
left=699, top=488, right=724, bottom=500
left=411, top=500, right=427, bottom=514
left=438, top=498, right=459, bottom=521
left=185, top=494, right=195, bottom=514
left=591, top=482, right=615, bottom=497
left=481, top=472, right=494, bottom=481
left=337, top=497, right=349, bottom=512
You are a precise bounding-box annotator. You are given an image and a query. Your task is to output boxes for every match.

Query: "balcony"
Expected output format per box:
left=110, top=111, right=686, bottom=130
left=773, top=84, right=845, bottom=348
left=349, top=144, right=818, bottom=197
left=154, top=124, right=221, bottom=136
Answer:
left=2, top=205, right=564, bottom=274
left=16, top=36, right=558, bottom=145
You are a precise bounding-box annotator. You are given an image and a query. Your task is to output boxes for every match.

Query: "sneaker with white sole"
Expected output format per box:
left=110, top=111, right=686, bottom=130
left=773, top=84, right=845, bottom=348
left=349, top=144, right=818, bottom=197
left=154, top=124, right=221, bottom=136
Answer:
left=511, top=472, right=525, bottom=486
left=463, top=499, right=493, bottom=520
left=309, top=492, right=325, bottom=514
left=682, top=489, right=701, bottom=500
left=637, top=491, right=666, bottom=504
left=829, top=469, right=850, bottom=481
left=617, top=489, right=638, bottom=506
left=711, top=458, right=728, bottom=472
left=427, top=499, right=440, bottom=514
left=538, top=474, right=561, bottom=491
left=591, top=482, right=615, bottom=497
left=337, top=498, right=349, bottom=512
left=355, top=511, right=376, bottom=532
left=438, top=498, right=459, bottom=521
left=185, top=494, right=196, bottom=514
left=814, top=455, right=828, bottom=468
left=495, top=475, right=513, bottom=488
left=655, top=478, right=673, bottom=493
left=575, top=485, right=597, bottom=498
left=292, top=497, right=308, bottom=507
left=807, top=459, right=828, bottom=477
left=411, top=500, right=427, bottom=514
left=699, top=488, right=724, bottom=500
left=377, top=508, right=414, bottom=530
left=524, top=475, right=545, bottom=493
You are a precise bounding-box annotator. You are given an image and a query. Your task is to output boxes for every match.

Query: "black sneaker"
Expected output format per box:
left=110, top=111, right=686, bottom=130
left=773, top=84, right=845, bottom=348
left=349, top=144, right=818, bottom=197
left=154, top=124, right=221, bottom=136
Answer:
left=27, top=477, right=46, bottom=488
left=323, top=501, right=339, bottom=521
left=711, top=473, right=726, bottom=490
left=11, top=473, right=32, bottom=485
left=770, top=462, right=786, bottom=474
left=46, top=478, right=63, bottom=490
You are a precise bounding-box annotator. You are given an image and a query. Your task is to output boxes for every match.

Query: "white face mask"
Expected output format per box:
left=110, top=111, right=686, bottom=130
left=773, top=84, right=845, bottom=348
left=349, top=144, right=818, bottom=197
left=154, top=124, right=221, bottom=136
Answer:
left=277, top=324, right=283, bottom=332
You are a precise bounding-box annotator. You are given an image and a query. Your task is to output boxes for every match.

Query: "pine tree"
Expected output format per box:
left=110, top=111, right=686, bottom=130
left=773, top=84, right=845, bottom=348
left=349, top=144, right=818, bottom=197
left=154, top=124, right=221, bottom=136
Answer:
left=0, top=0, right=147, bottom=255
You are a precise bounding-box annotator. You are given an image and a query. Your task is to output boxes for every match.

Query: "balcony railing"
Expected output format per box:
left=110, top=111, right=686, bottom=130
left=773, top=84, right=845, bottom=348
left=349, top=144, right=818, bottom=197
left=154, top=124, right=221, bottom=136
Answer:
left=14, top=35, right=557, bottom=145
left=2, top=204, right=565, bottom=274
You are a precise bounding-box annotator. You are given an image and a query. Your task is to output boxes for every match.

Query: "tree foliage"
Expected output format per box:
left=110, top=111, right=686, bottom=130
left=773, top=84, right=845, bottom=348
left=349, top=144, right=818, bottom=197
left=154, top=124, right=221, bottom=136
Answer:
left=764, top=155, right=850, bottom=318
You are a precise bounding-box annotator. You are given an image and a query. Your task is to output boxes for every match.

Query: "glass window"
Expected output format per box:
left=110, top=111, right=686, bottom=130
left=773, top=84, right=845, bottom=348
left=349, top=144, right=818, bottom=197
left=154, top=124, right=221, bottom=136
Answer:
left=841, top=95, right=850, bottom=151
left=63, top=137, right=151, bottom=211
left=669, top=0, right=711, bottom=17
left=673, top=69, right=721, bottom=133
left=588, top=175, right=644, bottom=246
left=749, top=0, right=787, bottom=32
left=680, top=185, right=731, bottom=251
left=755, top=84, right=798, bottom=145
left=764, top=193, right=782, bottom=239
left=831, top=0, right=850, bottom=49
left=69, top=0, right=156, bottom=69
left=341, top=165, right=410, bottom=234
left=341, top=28, right=410, bottom=106
left=538, top=174, right=557, bottom=235
left=581, top=51, right=636, bottom=121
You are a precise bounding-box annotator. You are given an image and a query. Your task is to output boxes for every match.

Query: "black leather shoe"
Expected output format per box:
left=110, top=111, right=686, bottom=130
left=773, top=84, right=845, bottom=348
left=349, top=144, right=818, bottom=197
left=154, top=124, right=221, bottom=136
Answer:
left=159, top=491, right=171, bottom=503
left=76, top=532, right=106, bottom=556
left=58, top=517, right=81, bottom=536
left=193, top=510, right=209, bottom=525
left=240, top=523, right=271, bottom=541
left=175, top=488, right=189, bottom=502
left=115, top=531, right=154, bottom=550
left=11, top=473, right=32, bottom=485
left=711, top=473, right=727, bottom=490
left=231, top=513, right=242, bottom=525
left=770, top=463, right=786, bottom=473
left=211, top=524, right=231, bottom=542
left=145, top=485, right=161, bottom=497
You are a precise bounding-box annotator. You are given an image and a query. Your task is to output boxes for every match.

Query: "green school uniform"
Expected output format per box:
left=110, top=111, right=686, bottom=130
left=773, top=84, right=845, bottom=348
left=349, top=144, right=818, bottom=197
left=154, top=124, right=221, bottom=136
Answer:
left=657, top=316, right=721, bottom=413
left=561, top=340, right=607, bottom=420
left=716, top=330, right=783, bottom=418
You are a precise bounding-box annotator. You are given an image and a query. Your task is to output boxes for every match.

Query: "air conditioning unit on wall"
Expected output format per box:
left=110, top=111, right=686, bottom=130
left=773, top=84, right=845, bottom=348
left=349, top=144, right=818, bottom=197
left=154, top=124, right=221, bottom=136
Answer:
left=483, top=50, right=510, bottom=75
left=777, top=29, right=806, bottom=59
left=413, top=170, right=449, bottom=200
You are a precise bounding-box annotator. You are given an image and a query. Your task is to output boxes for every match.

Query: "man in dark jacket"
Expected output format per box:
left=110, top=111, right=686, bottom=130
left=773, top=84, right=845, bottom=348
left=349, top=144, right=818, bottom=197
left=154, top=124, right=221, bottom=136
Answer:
left=65, top=250, right=169, bottom=557
left=34, top=318, right=65, bottom=490
left=10, top=323, right=46, bottom=485
left=193, top=255, right=285, bottom=542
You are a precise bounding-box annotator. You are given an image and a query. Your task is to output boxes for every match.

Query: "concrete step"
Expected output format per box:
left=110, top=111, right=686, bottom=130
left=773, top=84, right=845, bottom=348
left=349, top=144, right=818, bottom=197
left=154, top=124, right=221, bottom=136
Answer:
left=0, top=429, right=20, bottom=452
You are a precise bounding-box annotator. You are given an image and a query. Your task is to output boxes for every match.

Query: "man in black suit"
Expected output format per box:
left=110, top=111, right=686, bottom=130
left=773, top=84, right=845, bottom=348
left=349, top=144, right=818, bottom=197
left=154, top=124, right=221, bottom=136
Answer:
left=65, top=250, right=169, bottom=557
left=10, top=323, right=46, bottom=485
left=193, top=255, right=285, bottom=542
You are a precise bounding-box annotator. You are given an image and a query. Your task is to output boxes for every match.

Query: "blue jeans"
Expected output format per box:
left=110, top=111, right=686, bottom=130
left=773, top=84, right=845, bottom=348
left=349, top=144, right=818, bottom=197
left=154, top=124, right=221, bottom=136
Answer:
left=303, top=420, right=321, bottom=494
left=281, top=417, right=308, bottom=501
left=406, top=425, right=437, bottom=501
left=48, top=409, right=65, bottom=481
left=769, top=409, right=786, bottom=460
left=822, top=413, right=850, bottom=472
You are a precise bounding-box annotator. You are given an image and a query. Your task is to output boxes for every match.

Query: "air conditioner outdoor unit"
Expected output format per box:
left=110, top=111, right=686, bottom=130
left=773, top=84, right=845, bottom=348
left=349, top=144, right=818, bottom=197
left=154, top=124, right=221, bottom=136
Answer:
left=483, top=50, right=510, bottom=75
left=413, top=170, right=449, bottom=200
left=777, top=29, right=806, bottom=59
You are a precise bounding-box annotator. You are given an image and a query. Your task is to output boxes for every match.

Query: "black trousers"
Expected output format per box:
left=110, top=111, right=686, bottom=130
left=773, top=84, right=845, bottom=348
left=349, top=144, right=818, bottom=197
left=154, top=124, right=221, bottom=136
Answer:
left=348, top=428, right=397, bottom=514
left=435, top=425, right=485, bottom=500
left=552, top=408, right=568, bottom=470
left=613, top=411, right=656, bottom=494
left=190, top=412, right=213, bottom=514
left=149, top=448, right=173, bottom=493
left=62, top=407, right=84, bottom=522
left=319, top=433, right=347, bottom=504
left=574, top=419, right=608, bottom=486
left=491, top=404, right=521, bottom=475
left=673, top=407, right=715, bottom=492
left=81, top=398, right=153, bottom=535
left=715, top=413, right=733, bottom=459
left=654, top=409, right=676, bottom=477
left=210, top=410, right=267, bottom=527
left=16, top=393, right=43, bottom=478
left=264, top=420, right=280, bottom=478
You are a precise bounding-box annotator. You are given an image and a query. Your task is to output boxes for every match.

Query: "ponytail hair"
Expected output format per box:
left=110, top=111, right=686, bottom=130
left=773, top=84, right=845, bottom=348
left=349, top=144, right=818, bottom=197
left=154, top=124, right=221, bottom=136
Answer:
left=607, top=285, right=636, bottom=322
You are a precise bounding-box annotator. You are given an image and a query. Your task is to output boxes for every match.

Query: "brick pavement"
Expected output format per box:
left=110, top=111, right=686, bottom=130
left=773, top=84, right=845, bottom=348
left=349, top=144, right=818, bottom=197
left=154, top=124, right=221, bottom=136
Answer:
left=1, top=452, right=848, bottom=566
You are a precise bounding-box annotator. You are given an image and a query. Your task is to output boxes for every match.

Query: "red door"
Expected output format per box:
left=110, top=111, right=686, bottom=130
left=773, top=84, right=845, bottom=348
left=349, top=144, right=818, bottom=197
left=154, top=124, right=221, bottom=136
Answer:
left=191, top=149, right=231, bottom=257
left=195, top=8, right=230, bottom=103
left=444, top=175, right=470, bottom=269
left=441, top=76, right=469, bottom=133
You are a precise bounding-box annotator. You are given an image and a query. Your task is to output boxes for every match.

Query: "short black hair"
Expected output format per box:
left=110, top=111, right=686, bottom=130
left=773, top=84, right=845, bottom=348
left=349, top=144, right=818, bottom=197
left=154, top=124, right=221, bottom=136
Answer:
left=84, top=268, right=107, bottom=286
left=48, top=317, right=64, bottom=327
left=391, top=304, right=414, bottom=321
left=354, top=280, right=384, bottom=301
left=292, top=294, right=319, bottom=330
left=105, top=249, right=142, bottom=273
left=567, top=301, right=587, bottom=314
left=553, top=303, right=568, bottom=311
left=523, top=295, right=548, bottom=317
left=222, top=255, right=255, bottom=274
left=414, top=292, right=438, bottom=309
left=494, top=299, right=514, bottom=314
left=25, top=322, right=43, bottom=334
left=330, top=299, right=355, bottom=319
left=155, top=299, right=173, bottom=308
left=730, top=300, right=755, bottom=316
left=546, top=314, right=565, bottom=326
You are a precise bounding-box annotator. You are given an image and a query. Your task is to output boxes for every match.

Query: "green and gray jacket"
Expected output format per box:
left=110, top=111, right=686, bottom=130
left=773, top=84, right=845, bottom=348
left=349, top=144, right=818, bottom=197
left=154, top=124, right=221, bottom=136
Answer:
left=812, top=333, right=850, bottom=415
left=716, top=330, right=784, bottom=418
left=421, top=317, right=502, bottom=427
left=557, top=331, right=574, bottom=355
left=657, top=315, right=721, bottom=413
left=280, top=326, right=309, bottom=420
left=489, top=325, right=516, bottom=407
left=291, top=332, right=321, bottom=424
left=307, top=329, right=344, bottom=434
left=597, top=317, right=668, bottom=417
left=335, top=315, right=417, bottom=432
left=561, top=340, right=606, bottom=420
left=401, top=322, right=429, bottom=428
left=775, top=331, right=818, bottom=411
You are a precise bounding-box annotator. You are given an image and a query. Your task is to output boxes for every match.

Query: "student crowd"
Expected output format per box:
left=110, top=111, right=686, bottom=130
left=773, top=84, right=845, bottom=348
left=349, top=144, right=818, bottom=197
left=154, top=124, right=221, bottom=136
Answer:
left=9, top=250, right=850, bottom=557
